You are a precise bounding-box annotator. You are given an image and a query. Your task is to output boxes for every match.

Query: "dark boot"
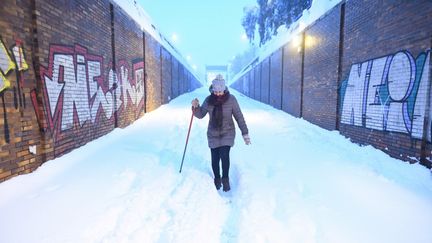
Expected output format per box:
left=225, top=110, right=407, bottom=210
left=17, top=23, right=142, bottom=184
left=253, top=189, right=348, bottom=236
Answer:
left=214, top=178, right=221, bottom=190
left=221, top=177, right=230, bottom=192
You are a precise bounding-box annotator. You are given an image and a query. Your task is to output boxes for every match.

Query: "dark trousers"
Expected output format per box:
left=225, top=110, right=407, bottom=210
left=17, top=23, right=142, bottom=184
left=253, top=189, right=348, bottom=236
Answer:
left=210, top=146, right=231, bottom=179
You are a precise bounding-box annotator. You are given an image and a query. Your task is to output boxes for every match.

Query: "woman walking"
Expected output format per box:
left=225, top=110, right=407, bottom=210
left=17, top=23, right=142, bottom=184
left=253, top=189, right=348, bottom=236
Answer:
left=191, top=74, right=250, bottom=192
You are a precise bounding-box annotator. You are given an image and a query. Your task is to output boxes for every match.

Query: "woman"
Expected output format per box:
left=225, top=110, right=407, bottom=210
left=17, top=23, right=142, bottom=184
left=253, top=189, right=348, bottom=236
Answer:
left=191, top=74, right=250, bottom=192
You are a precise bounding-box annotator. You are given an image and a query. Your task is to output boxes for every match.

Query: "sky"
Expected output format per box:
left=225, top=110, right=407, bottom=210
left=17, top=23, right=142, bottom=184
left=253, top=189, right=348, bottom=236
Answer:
left=1, top=87, right=431, bottom=243
left=137, top=0, right=256, bottom=79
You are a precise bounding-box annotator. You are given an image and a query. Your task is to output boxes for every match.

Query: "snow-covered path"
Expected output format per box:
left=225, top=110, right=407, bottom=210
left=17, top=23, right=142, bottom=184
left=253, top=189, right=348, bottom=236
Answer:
left=1, top=88, right=431, bottom=243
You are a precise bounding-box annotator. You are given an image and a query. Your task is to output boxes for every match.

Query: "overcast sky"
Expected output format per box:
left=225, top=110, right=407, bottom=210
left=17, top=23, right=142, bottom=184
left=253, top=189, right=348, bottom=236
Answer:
left=137, top=0, right=257, bottom=79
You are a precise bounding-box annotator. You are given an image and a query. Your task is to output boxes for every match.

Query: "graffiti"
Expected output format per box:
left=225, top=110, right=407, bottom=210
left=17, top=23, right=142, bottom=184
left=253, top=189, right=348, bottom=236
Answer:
left=13, top=39, right=29, bottom=108
left=40, top=44, right=145, bottom=133
left=341, top=50, right=431, bottom=141
left=118, top=59, right=145, bottom=113
left=0, top=38, right=15, bottom=92
left=0, top=38, right=28, bottom=101
left=0, top=37, right=29, bottom=143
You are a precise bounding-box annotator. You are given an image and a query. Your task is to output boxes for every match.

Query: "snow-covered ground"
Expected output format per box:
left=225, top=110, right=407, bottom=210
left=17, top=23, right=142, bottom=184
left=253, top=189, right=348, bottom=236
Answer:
left=1, top=88, right=431, bottom=243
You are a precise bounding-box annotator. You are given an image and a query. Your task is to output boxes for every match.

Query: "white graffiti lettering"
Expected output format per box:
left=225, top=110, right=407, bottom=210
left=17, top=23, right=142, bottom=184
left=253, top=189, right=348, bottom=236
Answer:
left=386, top=51, right=416, bottom=133
left=0, top=39, right=16, bottom=92
left=341, top=50, right=431, bottom=140
left=119, top=65, right=145, bottom=108
left=341, top=61, right=371, bottom=126
left=412, top=52, right=431, bottom=140
left=41, top=44, right=145, bottom=131
left=365, top=56, right=390, bottom=130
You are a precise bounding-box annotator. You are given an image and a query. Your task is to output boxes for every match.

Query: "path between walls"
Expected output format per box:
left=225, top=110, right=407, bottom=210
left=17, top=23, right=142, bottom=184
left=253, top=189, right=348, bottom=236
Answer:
left=0, top=87, right=431, bottom=243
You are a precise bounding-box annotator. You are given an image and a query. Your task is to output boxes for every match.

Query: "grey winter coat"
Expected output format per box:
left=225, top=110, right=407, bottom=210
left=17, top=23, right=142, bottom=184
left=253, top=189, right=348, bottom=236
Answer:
left=193, top=93, right=248, bottom=149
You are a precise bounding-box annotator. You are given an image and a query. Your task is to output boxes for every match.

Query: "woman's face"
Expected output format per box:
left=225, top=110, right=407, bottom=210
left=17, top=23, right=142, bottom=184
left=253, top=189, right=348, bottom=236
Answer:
left=214, top=91, right=224, bottom=96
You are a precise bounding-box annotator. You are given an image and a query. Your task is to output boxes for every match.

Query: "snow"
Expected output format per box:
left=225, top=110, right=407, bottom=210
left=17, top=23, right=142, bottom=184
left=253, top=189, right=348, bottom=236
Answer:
left=1, top=88, right=431, bottom=243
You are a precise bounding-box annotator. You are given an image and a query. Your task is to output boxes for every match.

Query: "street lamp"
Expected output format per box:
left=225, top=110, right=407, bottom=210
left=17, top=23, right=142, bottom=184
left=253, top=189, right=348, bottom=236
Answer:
left=171, top=33, right=178, bottom=43
left=241, top=33, right=248, bottom=42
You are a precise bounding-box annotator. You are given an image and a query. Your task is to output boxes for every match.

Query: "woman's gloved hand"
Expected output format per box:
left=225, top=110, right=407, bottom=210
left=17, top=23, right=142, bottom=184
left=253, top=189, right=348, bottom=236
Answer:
left=243, top=134, right=251, bottom=145
left=191, top=98, right=200, bottom=108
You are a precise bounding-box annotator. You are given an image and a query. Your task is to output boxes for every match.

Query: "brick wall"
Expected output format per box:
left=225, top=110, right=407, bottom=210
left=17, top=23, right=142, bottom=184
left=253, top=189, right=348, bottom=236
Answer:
left=302, top=5, right=341, bottom=131
left=178, top=64, right=185, bottom=95
left=184, top=66, right=190, bottom=93
left=231, top=0, right=432, bottom=168
left=34, top=0, right=115, bottom=160
left=182, top=65, right=189, bottom=93
left=260, top=57, right=270, bottom=104
left=114, top=3, right=145, bottom=128
left=254, top=64, right=261, bottom=101
left=282, top=40, right=302, bottom=117
left=0, top=0, right=201, bottom=182
left=339, top=0, right=432, bottom=166
left=249, top=68, right=255, bottom=99
left=161, top=47, right=172, bottom=104
left=0, top=0, right=43, bottom=179
left=145, top=34, right=162, bottom=112
left=269, top=49, right=283, bottom=109
left=242, top=74, right=249, bottom=97
left=171, top=58, right=179, bottom=99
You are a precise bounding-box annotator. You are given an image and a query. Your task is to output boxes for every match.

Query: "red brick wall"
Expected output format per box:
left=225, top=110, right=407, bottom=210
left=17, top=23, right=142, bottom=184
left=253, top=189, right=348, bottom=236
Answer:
left=282, top=40, right=302, bottom=118
left=302, top=5, right=341, bottom=131
left=33, top=0, right=114, bottom=160
left=171, top=58, right=179, bottom=99
left=0, top=0, right=201, bottom=182
left=184, top=66, right=190, bottom=93
left=269, top=49, right=283, bottom=109
left=0, top=0, right=43, bottom=179
left=254, top=64, right=261, bottom=101
left=178, top=64, right=185, bottom=95
left=231, top=0, right=432, bottom=168
left=339, top=0, right=432, bottom=166
left=260, top=57, right=270, bottom=104
left=113, top=3, right=145, bottom=128
left=243, top=74, right=249, bottom=97
left=249, top=68, right=255, bottom=99
left=184, top=66, right=189, bottom=94
left=145, top=34, right=162, bottom=112
left=161, top=47, right=172, bottom=104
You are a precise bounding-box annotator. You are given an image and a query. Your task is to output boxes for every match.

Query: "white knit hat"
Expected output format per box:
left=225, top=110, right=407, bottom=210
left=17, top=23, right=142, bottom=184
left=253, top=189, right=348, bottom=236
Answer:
left=212, top=74, right=226, bottom=92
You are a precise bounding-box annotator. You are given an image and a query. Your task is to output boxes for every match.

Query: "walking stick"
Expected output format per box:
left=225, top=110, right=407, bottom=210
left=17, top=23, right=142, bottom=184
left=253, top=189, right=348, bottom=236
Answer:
left=179, top=111, right=194, bottom=173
